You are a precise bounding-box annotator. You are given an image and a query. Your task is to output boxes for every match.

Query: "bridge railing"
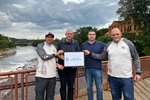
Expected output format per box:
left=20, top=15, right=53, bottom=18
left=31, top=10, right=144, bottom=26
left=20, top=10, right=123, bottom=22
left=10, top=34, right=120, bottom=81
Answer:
left=0, top=56, right=150, bottom=100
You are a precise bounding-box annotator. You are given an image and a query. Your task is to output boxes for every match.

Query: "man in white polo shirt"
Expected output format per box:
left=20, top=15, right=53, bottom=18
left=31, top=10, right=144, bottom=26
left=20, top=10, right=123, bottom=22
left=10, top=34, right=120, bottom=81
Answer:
left=35, top=32, right=64, bottom=100
left=83, top=28, right=141, bottom=100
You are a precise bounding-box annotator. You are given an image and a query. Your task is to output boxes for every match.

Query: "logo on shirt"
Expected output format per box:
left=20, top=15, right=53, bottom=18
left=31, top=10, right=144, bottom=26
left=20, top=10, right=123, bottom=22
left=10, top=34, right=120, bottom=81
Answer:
left=53, top=49, right=56, bottom=53
left=121, top=46, right=125, bottom=49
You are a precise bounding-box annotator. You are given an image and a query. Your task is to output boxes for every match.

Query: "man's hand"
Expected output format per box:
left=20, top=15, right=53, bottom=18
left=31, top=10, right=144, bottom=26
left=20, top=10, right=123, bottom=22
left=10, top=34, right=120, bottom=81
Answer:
left=55, top=50, right=64, bottom=56
left=82, top=50, right=90, bottom=55
left=134, top=74, right=141, bottom=82
left=57, top=55, right=64, bottom=60
left=56, top=63, right=64, bottom=70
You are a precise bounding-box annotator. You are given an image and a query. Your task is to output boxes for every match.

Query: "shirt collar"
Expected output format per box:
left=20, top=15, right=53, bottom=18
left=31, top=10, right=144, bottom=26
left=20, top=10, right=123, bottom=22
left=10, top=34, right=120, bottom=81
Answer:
left=87, top=40, right=97, bottom=44
left=44, top=42, right=52, bottom=46
left=62, top=38, right=75, bottom=43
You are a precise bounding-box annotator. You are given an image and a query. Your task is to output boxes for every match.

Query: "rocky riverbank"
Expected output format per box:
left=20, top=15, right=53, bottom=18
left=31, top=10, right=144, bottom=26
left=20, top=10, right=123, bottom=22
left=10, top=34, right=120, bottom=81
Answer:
left=0, top=48, right=16, bottom=58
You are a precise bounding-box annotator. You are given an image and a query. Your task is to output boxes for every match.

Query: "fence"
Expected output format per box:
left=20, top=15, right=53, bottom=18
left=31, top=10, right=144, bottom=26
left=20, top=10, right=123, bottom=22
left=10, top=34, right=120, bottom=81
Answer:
left=0, top=56, right=150, bottom=100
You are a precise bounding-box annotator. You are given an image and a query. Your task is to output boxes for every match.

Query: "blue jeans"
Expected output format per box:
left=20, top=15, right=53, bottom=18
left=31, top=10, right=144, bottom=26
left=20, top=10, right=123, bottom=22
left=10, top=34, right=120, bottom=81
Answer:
left=85, top=68, right=103, bottom=100
left=108, top=75, right=134, bottom=100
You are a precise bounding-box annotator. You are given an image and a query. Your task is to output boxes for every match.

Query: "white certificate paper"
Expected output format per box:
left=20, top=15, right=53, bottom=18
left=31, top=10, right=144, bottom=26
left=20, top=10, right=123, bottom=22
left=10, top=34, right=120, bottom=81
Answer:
left=64, top=52, right=84, bottom=67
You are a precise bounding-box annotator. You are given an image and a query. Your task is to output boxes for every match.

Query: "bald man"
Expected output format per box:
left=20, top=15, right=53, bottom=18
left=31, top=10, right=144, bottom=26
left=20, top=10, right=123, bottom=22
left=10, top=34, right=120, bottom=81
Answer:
left=83, top=28, right=141, bottom=100
left=57, top=29, right=80, bottom=100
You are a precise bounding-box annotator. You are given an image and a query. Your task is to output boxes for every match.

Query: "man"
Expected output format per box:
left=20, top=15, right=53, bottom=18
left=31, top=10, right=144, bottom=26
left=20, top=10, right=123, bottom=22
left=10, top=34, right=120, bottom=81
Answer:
left=35, top=32, right=64, bottom=100
left=57, top=29, right=80, bottom=100
left=84, top=28, right=141, bottom=100
left=81, top=30, right=105, bottom=100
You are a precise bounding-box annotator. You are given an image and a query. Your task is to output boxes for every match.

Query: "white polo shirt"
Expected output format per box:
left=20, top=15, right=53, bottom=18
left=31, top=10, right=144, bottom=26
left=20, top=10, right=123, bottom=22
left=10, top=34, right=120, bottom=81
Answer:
left=36, top=42, right=57, bottom=78
left=107, top=38, right=132, bottom=78
left=90, top=38, right=141, bottom=78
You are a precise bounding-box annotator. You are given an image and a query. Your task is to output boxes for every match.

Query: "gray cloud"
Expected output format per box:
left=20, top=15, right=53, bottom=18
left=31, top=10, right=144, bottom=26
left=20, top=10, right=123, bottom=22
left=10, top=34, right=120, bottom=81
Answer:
left=0, top=0, right=119, bottom=39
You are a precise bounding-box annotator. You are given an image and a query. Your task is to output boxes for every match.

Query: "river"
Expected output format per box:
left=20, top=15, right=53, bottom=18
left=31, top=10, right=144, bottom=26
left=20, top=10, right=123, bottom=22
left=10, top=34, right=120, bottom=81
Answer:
left=0, top=46, right=100, bottom=99
left=0, top=46, right=38, bottom=72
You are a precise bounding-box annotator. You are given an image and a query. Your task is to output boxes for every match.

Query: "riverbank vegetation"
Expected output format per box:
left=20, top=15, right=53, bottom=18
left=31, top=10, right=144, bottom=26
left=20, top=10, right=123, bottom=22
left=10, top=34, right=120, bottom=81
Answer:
left=0, top=34, right=16, bottom=50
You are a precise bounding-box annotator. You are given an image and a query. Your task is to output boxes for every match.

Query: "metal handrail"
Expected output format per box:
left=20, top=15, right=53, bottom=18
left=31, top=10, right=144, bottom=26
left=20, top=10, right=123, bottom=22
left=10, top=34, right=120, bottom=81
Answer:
left=0, top=56, right=150, bottom=100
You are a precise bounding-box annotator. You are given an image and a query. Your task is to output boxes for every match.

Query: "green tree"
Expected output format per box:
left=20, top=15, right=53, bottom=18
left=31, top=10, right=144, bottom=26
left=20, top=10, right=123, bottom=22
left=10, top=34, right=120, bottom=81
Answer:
left=117, top=0, right=150, bottom=28
left=0, top=34, right=16, bottom=50
left=117, top=0, right=150, bottom=56
left=96, top=28, right=108, bottom=37
left=53, top=38, right=60, bottom=46
left=122, top=29, right=150, bottom=56
left=32, top=39, right=45, bottom=47
left=97, top=36, right=111, bottom=44
left=141, top=29, right=150, bottom=56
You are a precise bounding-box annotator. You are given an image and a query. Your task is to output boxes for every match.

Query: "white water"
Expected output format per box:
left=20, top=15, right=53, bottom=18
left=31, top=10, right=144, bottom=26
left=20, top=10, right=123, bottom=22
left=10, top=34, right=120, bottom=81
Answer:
left=0, top=46, right=38, bottom=99
left=0, top=46, right=38, bottom=72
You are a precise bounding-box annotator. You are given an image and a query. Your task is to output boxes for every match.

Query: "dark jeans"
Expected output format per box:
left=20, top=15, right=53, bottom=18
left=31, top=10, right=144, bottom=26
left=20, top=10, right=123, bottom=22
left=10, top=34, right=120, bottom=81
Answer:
left=108, top=75, right=134, bottom=100
left=58, top=67, right=77, bottom=100
left=35, top=77, right=56, bottom=100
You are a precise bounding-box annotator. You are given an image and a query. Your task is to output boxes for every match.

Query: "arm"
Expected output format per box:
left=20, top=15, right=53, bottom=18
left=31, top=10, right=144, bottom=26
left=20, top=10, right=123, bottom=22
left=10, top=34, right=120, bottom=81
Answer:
left=124, top=40, right=141, bottom=75
left=56, top=63, right=64, bottom=70
left=124, top=39, right=141, bottom=81
left=82, top=50, right=107, bottom=60
left=56, top=41, right=64, bottom=60
left=36, top=43, right=55, bottom=60
left=131, top=45, right=141, bottom=81
left=36, top=43, right=64, bottom=60
left=57, top=55, right=64, bottom=60
left=90, top=51, right=108, bottom=60
left=83, top=44, right=108, bottom=60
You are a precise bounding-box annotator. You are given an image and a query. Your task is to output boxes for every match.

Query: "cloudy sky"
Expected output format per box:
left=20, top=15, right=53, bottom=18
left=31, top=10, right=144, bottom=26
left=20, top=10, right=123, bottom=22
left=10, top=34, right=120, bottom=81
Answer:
left=0, top=0, right=119, bottom=39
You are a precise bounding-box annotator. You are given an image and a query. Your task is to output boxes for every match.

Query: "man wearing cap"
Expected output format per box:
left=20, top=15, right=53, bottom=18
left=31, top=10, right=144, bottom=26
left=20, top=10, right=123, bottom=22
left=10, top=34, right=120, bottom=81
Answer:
left=35, top=32, right=64, bottom=100
left=57, top=29, right=80, bottom=100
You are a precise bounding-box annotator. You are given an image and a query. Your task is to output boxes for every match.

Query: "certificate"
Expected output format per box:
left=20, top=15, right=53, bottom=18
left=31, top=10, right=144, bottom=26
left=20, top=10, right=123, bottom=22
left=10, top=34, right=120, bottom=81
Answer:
left=64, top=52, right=84, bottom=67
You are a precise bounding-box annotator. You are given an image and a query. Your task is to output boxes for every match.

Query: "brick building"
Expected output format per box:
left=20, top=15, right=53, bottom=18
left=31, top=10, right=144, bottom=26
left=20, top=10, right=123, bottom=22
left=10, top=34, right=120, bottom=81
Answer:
left=105, top=17, right=144, bottom=36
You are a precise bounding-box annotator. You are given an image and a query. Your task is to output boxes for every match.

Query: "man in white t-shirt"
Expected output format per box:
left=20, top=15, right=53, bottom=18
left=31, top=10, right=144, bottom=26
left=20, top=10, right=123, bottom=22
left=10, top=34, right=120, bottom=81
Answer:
left=83, top=28, right=141, bottom=100
left=35, top=32, right=64, bottom=100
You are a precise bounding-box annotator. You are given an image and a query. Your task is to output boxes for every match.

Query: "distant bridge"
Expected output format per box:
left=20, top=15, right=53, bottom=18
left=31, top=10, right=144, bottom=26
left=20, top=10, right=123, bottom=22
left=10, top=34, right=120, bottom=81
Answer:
left=15, top=43, right=32, bottom=46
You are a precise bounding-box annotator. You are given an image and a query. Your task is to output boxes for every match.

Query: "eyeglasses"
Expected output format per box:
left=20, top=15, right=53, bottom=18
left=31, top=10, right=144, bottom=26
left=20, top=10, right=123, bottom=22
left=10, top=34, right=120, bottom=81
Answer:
left=111, top=34, right=119, bottom=36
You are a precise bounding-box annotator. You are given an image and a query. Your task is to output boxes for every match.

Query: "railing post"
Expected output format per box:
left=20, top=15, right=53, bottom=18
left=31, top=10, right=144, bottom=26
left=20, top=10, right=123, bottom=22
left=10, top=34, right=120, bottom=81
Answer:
left=21, top=73, right=24, bottom=100
left=26, top=74, right=28, bottom=100
left=74, top=68, right=79, bottom=100
left=15, top=74, right=18, bottom=100
left=10, top=76, right=14, bottom=100
left=76, top=68, right=79, bottom=98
